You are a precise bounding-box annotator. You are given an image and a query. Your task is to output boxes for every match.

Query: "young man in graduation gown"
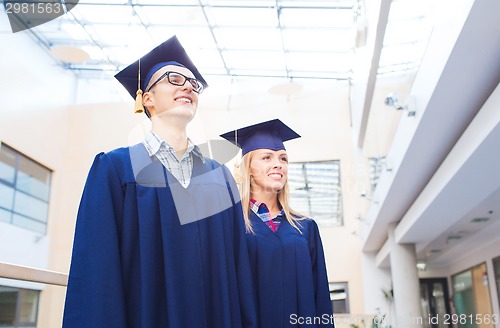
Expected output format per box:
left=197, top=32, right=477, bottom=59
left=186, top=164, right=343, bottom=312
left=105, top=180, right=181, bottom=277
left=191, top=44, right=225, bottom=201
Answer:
left=62, top=36, right=256, bottom=328
left=221, top=119, right=334, bottom=328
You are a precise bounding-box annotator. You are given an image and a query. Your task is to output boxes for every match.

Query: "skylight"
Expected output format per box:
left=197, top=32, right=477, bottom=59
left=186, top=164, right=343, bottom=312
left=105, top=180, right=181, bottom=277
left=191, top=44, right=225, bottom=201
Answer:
left=15, top=0, right=434, bottom=81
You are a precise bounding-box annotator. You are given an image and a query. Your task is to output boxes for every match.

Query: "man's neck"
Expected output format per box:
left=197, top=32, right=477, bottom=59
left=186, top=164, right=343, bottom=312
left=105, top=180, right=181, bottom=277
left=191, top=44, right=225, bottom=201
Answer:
left=151, top=116, right=189, bottom=159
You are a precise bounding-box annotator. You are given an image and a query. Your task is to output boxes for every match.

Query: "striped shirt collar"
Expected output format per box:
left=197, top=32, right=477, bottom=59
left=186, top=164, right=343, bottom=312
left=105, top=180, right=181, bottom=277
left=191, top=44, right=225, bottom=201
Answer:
left=250, top=198, right=285, bottom=232
left=249, top=198, right=285, bottom=219
left=143, top=130, right=205, bottom=163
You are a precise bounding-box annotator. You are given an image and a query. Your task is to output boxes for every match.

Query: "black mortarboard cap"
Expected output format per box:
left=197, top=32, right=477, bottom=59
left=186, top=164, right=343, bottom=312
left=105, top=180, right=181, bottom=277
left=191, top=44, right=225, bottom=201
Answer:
left=114, top=35, right=208, bottom=112
left=220, top=119, right=301, bottom=156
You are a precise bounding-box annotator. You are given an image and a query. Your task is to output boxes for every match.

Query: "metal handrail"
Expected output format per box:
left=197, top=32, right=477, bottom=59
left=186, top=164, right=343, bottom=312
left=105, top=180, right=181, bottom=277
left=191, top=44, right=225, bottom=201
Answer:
left=0, top=262, right=68, bottom=286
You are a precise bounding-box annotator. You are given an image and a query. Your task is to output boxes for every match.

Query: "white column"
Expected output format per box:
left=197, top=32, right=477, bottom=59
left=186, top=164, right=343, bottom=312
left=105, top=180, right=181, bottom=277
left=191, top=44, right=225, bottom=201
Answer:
left=388, top=223, right=423, bottom=327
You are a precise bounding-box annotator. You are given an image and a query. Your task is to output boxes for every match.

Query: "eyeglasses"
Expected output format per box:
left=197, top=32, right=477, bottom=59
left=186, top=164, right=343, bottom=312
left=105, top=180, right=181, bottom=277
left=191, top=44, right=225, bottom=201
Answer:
left=146, top=71, right=204, bottom=94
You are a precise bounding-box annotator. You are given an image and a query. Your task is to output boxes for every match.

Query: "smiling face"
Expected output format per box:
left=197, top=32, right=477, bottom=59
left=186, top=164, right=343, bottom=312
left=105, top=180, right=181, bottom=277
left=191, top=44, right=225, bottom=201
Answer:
left=142, top=64, right=199, bottom=121
left=249, top=148, right=289, bottom=196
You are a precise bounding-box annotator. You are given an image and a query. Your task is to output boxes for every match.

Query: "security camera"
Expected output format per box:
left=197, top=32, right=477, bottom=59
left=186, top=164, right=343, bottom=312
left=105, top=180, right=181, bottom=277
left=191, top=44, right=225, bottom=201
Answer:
left=384, top=92, right=416, bottom=116
left=385, top=93, right=400, bottom=107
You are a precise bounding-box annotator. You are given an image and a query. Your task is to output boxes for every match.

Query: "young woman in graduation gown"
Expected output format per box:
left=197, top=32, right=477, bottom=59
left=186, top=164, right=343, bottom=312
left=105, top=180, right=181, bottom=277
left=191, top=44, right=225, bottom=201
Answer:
left=221, top=119, right=334, bottom=328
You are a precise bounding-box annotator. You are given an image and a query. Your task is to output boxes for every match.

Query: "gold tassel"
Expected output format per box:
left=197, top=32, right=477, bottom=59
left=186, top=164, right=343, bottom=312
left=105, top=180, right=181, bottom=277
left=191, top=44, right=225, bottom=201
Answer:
left=134, top=59, right=144, bottom=114
left=134, top=89, right=144, bottom=113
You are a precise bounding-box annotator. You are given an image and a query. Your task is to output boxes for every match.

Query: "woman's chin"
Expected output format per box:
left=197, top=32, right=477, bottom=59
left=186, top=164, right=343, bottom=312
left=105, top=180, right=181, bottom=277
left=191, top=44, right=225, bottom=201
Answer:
left=268, top=183, right=285, bottom=193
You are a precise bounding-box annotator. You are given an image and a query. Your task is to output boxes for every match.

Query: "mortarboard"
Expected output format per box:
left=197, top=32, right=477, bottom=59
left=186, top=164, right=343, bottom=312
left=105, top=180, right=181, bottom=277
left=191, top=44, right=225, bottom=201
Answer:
left=220, top=119, right=301, bottom=156
left=114, top=35, right=208, bottom=114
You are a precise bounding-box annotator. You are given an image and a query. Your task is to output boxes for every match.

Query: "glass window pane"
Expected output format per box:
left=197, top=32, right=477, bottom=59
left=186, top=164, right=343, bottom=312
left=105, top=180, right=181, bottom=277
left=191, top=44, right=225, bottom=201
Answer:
left=0, top=146, right=16, bottom=184
left=14, top=192, right=49, bottom=223
left=280, top=8, right=353, bottom=28
left=224, top=50, right=286, bottom=71
left=330, top=282, right=349, bottom=314
left=18, top=289, right=39, bottom=324
left=0, top=183, right=15, bottom=210
left=0, top=287, right=17, bottom=325
left=0, top=208, right=11, bottom=223
left=452, top=270, right=476, bottom=322
left=74, top=4, right=136, bottom=24
left=12, top=214, right=47, bottom=234
left=207, top=7, right=277, bottom=27
left=135, top=5, right=206, bottom=27
left=215, top=27, right=282, bottom=51
left=289, top=160, right=343, bottom=226
left=286, top=52, right=353, bottom=73
left=17, top=155, right=51, bottom=201
left=283, top=28, right=354, bottom=52
left=0, top=145, right=51, bottom=234
left=369, top=156, right=386, bottom=192
left=89, top=23, right=149, bottom=48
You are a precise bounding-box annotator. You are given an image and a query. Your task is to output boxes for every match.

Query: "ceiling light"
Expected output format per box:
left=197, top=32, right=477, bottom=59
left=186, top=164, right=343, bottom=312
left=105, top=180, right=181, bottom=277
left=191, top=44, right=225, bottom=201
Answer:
left=416, top=260, right=427, bottom=271
left=447, top=235, right=463, bottom=241
left=50, top=46, right=90, bottom=64
left=426, top=249, right=441, bottom=257
left=471, top=217, right=489, bottom=223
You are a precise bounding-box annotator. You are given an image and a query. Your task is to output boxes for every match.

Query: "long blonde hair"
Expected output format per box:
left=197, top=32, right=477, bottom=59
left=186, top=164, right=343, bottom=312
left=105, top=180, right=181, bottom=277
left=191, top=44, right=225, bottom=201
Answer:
left=235, top=150, right=305, bottom=233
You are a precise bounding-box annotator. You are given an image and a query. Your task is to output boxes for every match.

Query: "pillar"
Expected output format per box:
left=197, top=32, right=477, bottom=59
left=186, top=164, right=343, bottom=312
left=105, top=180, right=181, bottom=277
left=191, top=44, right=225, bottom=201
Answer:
left=388, top=223, right=423, bottom=327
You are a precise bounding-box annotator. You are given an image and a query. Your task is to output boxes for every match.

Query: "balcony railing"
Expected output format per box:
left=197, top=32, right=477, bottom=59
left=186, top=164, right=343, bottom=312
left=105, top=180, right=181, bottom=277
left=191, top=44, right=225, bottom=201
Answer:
left=0, top=261, right=68, bottom=286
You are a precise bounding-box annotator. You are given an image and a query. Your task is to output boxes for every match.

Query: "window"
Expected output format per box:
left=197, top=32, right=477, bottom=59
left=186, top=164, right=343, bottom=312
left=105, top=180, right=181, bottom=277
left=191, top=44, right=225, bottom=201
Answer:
left=0, top=143, right=52, bottom=234
left=368, top=156, right=386, bottom=192
left=452, top=263, right=493, bottom=327
left=330, top=282, right=349, bottom=314
left=288, top=160, right=343, bottom=226
left=0, top=286, right=40, bottom=328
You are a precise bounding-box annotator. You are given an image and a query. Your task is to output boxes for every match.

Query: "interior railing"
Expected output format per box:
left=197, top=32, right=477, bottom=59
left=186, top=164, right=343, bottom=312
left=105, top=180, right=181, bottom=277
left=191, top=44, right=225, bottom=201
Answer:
left=0, top=261, right=68, bottom=286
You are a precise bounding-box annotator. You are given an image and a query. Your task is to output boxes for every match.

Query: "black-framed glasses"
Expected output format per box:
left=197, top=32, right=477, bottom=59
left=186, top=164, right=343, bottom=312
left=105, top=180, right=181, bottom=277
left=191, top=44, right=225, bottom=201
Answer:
left=146, top=71, right=204, bottom=94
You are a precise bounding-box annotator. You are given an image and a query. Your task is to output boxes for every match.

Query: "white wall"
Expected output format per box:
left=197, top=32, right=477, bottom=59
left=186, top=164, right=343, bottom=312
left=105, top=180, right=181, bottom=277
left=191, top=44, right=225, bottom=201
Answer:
left=0, top=222, right=49, bottom=290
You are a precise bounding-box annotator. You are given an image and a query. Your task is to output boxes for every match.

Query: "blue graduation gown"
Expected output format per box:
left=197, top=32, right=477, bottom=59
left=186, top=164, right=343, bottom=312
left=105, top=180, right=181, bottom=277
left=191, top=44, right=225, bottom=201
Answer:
left=246, top=211, right=334, bottom=328
left=63, top=144, right=257, bottom=328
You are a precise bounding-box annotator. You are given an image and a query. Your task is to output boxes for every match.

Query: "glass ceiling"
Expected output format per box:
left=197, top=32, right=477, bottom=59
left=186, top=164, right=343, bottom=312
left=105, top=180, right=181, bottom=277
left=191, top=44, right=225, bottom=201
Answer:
left=19, top=0, right=434, bottom=81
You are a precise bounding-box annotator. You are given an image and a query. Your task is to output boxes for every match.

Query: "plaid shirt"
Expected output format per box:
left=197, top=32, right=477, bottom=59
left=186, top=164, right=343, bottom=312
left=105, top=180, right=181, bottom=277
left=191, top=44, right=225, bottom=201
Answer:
left=142, top=130, right=205, bottom=188
left=250, top=199, right=285, bottom=232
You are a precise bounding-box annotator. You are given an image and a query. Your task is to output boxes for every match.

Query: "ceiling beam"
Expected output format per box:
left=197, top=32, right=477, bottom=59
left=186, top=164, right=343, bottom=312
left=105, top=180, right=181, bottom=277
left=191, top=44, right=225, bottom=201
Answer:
left=357, top=0, right=391, bottom=148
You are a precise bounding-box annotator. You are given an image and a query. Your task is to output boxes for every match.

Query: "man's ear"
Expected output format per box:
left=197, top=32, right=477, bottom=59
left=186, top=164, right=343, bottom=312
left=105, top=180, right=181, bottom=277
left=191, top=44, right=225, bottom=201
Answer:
left=142, top=92, right=155, bottom=115
left=142, top=91, right=152, bottom=107
left=141, top=92, right=156, bottom=117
